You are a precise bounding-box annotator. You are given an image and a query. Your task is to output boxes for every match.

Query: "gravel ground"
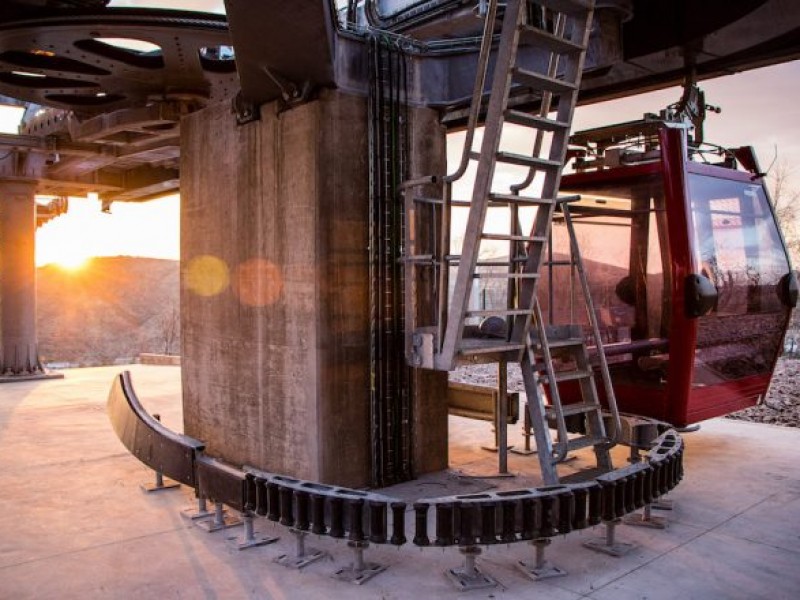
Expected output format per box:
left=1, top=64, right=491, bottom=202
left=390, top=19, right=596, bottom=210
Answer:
left=451, top=355, right=800, bottom=428
left=728, top=357, right=800, bottom=427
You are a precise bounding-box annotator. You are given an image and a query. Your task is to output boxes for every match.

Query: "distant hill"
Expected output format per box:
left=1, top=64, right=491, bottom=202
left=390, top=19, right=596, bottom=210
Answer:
left=37, top=256, right=179, bottom=366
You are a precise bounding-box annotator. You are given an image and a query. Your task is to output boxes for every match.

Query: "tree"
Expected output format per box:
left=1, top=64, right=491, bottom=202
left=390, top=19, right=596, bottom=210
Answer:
left=768, top=159, right=800, bottom=261
left=158, top=304, right=180, bottom=356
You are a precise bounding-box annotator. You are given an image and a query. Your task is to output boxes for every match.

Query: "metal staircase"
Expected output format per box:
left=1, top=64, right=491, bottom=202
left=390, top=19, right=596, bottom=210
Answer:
left=402, top=0, right=622, bottom=483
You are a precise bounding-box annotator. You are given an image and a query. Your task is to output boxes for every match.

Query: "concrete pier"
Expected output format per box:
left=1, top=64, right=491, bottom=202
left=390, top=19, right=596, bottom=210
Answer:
left=180, top=91, right=448, bottom=487
left=0, top=179, right=41, bottom=376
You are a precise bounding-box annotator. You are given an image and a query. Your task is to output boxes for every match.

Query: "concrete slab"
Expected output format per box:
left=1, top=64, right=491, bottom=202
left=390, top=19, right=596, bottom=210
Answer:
left=0, top=365, right=799, bottom=599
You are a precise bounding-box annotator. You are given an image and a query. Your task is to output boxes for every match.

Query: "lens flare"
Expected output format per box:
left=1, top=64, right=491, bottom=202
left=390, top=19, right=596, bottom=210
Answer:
left=234, top=258, right=283, bottom=307
left=185, top=255, right=229, bottom=297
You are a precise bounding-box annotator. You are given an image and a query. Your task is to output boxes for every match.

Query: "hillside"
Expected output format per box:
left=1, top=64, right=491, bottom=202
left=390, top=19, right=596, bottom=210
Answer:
left=37, top=256, right=179, bottom=366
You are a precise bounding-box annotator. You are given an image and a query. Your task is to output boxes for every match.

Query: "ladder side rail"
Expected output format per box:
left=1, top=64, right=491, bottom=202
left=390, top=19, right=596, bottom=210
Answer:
left=443, top=0, right=501, bottom=185
left=509, top=11, right=566, bottom=194
left=520, top=344, right=560, bottom=484
left=531, top=296, right=571, bottom=461
left=440, top=0, right=526, bottom=367
left=562, top=202, right=622, bottom=443
left=511, top=3, right=594, bottom=344
left=570, top=344, right=613, bottom=470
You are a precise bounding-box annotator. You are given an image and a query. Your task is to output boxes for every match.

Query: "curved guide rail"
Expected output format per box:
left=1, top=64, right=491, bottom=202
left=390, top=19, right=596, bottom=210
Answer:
left=108, top=372, right=684, bottom=549
left=107, top=371, right=205, bottom=487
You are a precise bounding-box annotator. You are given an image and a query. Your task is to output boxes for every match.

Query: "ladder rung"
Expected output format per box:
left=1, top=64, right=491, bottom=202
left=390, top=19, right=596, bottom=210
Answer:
left=541, top=369, right=593, bottom=384
left=489, top=192, right=555, bottom=206
left=537, top=337, right=584, bottom=350
left=566, top=435, right=608, bottom=452
left=518, top=24, right=584, bottom=55
left=496, top=151, right=562, bottom=170
left=504, top=109, right=570, bottom=133
left=466, top=309, right=531, bottom=317
left=535, top=0, right=593, bottom=15
left=543, top=260, right=574, bottom=266
left=458, top=341, right=527, bottom=355
left=512, top=67, right=577, bottom=95
left=414, top=196, right=471, bottom=207
left=475, top=257, right=527, bottom=267
left=473, top=272, right=540, bottom=279
left=482, top=233, right=547, bottom=243
left=563, top=402, right=601, bottom=416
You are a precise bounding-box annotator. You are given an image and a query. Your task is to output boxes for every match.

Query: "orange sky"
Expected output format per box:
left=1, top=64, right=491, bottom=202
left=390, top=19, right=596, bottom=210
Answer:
left=1, top=55, right=797, bottom=268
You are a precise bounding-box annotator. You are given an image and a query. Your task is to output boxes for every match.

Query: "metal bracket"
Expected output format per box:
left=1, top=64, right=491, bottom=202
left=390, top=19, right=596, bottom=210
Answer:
left=274, top=529, right=327, bottom=570
left=333, top=541, right=387, bottom=585
left=517, top=538, right=566, bottom=581
left=583, top=519, right=636, bottom=557
left=236, top=512, right=279, bottom=550
left=231, top=92, right=260, bottom=125
left=195, top=501, right=242, bottom=532
left=445, top=546, right=497, bottom=592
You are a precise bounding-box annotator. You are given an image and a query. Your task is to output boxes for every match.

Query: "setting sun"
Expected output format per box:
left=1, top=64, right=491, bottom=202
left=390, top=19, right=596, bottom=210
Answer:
left=52, top=252, right=90, bottom=270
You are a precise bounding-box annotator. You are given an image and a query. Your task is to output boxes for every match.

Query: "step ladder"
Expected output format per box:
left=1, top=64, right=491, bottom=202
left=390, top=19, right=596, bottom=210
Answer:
left=520, top=201, right=622, bottom=484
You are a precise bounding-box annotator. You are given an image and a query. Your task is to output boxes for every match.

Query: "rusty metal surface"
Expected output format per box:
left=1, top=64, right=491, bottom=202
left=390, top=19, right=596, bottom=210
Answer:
left=0, top=7, right=234, bottom=114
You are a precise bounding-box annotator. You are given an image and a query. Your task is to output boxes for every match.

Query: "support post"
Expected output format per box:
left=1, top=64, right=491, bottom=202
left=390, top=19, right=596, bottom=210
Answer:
left=236, top=511, right=279, bottom=550
left=517, top=538, right=566, bottom=580
left=583, top=518, right=636, bottom=557
left=274, top=528, right=327, bottom=569
left=196, top=500, right=241, bottom=532
left=445, top=546, right=497, bottom=592
left=0, top=179, right=61, bottom=381
left=333, top=540, right=387, bottom=585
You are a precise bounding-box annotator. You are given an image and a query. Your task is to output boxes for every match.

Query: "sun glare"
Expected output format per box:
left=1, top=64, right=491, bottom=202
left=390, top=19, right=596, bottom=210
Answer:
left=52, top=252, right=90, bottom=271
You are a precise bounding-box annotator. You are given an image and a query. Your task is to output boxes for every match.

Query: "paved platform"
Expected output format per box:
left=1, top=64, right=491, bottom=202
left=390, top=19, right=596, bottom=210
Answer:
left=1, top=364, right=799, bottom=599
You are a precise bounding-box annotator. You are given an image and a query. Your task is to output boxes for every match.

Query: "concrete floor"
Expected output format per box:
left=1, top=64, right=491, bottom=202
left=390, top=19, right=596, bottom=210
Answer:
left=1, top=365, right=799, bottom=599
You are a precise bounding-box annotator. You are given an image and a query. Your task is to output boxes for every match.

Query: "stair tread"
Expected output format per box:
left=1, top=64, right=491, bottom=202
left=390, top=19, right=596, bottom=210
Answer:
left=504, top=109, right=570, bottom=133
left=512, top=67, right=577, bottom=94
left=496, top=151, right=562, bottom=169
left=545, top=401, right=601, bottom=416
left=466, top=308, right=531, bottom=317
left=518, top=24, right=585, bottom=55
left=567, top=435, right=609, bottom=451
left=541, top=368, right=593, bottom=383
left=489, top=192, right=555, bottom=205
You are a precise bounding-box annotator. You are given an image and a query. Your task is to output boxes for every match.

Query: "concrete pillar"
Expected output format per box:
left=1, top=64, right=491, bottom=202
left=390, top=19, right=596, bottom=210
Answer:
left=0, top=180, right=41, bottom=375
left=181, top=90, right=448, bottom=487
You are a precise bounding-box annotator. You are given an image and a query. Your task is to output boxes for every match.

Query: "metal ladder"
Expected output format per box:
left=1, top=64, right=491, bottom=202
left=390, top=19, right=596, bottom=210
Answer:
left=403, top=0, right=596, bottom=369
left=402, top=0, right=610, bottom=483
left=521, top=200, right=622, bottom=484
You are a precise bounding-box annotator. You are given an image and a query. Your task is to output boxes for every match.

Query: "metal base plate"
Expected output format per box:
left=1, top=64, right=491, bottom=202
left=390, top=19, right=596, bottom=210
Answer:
left=237, top=534, right=280, bottom=550
left=195, top=514, right=241, bottom=532
left=509, top=447, right=536, bottom=456
left=140, top=478, right=180, bottom=493
left=333, top=562, right=387, bottom=585
left=517, top=560, right=566, bottom=581
left=480, top=444, right=515, bottom=453
left=181, top=506, right=214, bottom=520
left=652, top=498, right=674, bottom=511
left=445, top=566, right=497, bottom=592
left=624, top=513, right=667, bottom=529
left=583, top=538, right=636, bottom=557
left=274, top=549, right=326, bottom=570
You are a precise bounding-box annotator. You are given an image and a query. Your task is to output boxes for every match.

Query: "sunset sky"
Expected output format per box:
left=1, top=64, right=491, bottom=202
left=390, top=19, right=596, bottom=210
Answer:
left=1, top=2, right=797, bottom=268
